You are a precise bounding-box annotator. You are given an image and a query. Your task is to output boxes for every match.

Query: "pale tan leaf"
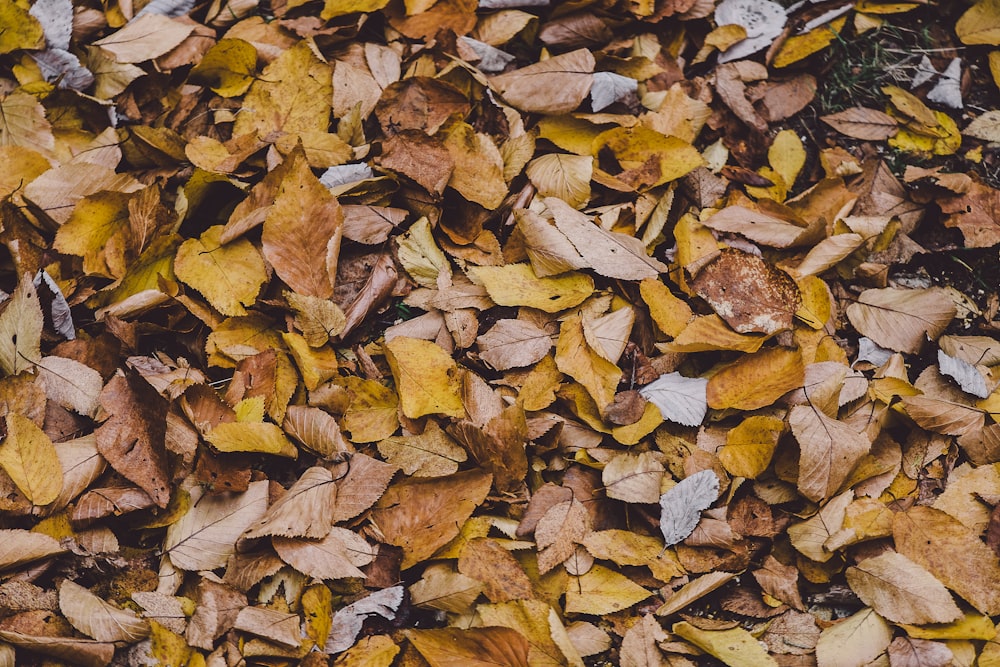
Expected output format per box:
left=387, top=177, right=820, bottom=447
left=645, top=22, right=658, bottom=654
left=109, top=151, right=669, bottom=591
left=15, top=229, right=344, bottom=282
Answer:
left=846, top=551, right=961, bottom=625
left=820, top=107, right=899, bottom=140
left=526, top=154, right=593, bottom=210
left=59, top=579, right=149, bottom=643
left=244, top=466, right=337, bottom=539
left=233, top=607, right=301, bottom=647
left=24, top=162, right=143, bottom=226
left=46, top=435, right=105, bottom=515
left=787, top=490, right=852, bottom=562
left=0, top=277, right=42, bottom=375
left=94, top=14, right=194, bottom=63
left=0, top=630, right=114, bottom=667
left=565, top=565, right=652, bottom=616
left=377, top=421, right=467, bottom=477
left=491, top=48, right=595, bottom=114
left=130, top=592, right=189, bottom=635
left=477, top=319, right=552, bottom=371
left=656, top=571, right=735, bottom=617
left=619, top=614, right=668, bottom=667
left=536, top=497, right=589, bottom=574
left=36, top=356, right=103, bottom=417
left=406, top=627, right=531, bottom=667
left=273, top=526, right=375, bottom=580
left=887, top=637, right=953, bottom=667
left=901, top=366, right=985, bottom=437
left=583, top=306, right=634, bottom=364
left=788, top=233, right=865, bottom=278
left=0, top=529, right=65, bottom=571
left=815, top=608, right=891, bottom=667
left=603, top=451, right=664, bottom=504
left=0, top=93, right=53, bottom=154
left=164, top=480, right=268, bottom=571
left=846, top=287, right=956, bottom=354
left=409, top=563, right=484, bottom=613
left=700, top=205, right=814, bottom=248
left=282, top=405, right=354, bottom=459
left=790, top=405, right=871, bottom=503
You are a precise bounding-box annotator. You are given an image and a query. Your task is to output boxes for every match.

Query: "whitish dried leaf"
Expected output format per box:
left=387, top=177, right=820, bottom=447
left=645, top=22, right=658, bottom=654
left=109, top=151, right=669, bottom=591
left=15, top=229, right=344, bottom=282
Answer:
left=821, top=107, right=899, bottom=140
left=566, top=564, right=652, bottom=616
left=659, top=470, right=719, bottom=546
left=845, top=551, right=961, bottom=625
left=0, top=529, right=65, bottom=570
left=164, top=480, right=268, bottom=571
left=326, top=586, right=404, bottom=653
left=273, top=526, right=375, bottom=580
left=846, top=287, right=956, bottom=354
left=700, top=206, right=815, bottom=249
left=371, top=469, right=492, bottom=569
left=244, top=467, right=336, bottom=539
left=964, top=109, right=1000, bottom=142
left=0, top=278, right=42, bottom=375
left=378, top=421, right=467, bottom=477
left=477, top=319, right=552, bottom=371
left=470, top=264, right=594, bottom=313
left=492, top=48, right=594, bottom=114
left=603, top=452, right=664, bottom=504
left=940, top=334, right=1000, bottom=365
left=407, top=627, right=530, bottom=667
left=638, top=373, right=708, bottom=427
left=715, top=0, right=786, bottom=62
left=691, top=249, right=800, bottom=335
left=656, top=571, right=736, bottom=617
left=0, top=413, right=62, bottom=506
left=790, top=405, right=871, bottom=503
left=547, top=198, right=667, bottom=280
left=938, top=349, right=990, bottom=398
left=673, top=621, right=777, bottom=666
left=815, top=608, right=891, bottom=667
left=59, top=580, right=149, bottom=643
left=234, top=606, right=301, bottom=647
left=94, top=14, right=193, bottom=63
left=888, top=637, right=953, bottom=667
left=893, top=505, right=1000, bottom=615
left=384, top=336, right=465, bottom=419
left=536, top=497, right=590, bottom=573
left=36, top=356, right=102, bottom=417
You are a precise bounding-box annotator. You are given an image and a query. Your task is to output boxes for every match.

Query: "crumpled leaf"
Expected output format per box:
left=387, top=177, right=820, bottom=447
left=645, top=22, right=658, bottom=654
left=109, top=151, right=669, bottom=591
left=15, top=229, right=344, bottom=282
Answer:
left=377, top=421, right=467, bottom=477
left=659, top=469, right=719, bottom=546
left=324, top=586, right=405, bottom=652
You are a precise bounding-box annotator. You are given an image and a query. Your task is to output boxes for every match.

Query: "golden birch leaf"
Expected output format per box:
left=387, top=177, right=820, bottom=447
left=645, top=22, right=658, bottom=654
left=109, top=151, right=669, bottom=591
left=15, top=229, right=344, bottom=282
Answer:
left=491, top=48, right=595, bottom=114
left=285, top=291, right=346, bottom=347
left=0, top=413, right=62, bottom=506
left=547, top=198, right=667, bottom=280
left=377, top=421, right=467, bottom=477
left=565, top=565, right=652, bottom=616
left=846, top=287, right=956, bottom=354
left=526, top=154, right=593, bottom=209
left=790, top=405, right=871, bottom=503
left=273, top=527, right=375, bottom=580
left=0, top=92, right=53, bottom=155
left=893, top=505, right=1000, bottom=615
left=370, top=469, right=492, bottom=569
left=164, top=480, right=268, bottom=571
left=555, top=313, right=620, bottom=414
left=672, top=621, right=778, bottom=667
left=262, top=151, right=343, bottom=299
left=0, top=529, right=65, bottom=571
left=206, top=422, right=297, bottom=458
left=406, top=627, right=530, bottom=667
left=243, top=466, right=336, bottom=539
left=719, top=415, right=784, bottom=479
left=592, top=126, right=703, bottom=190
left=234, top=41, right=332, bottom=139
left=188, top=38, right=257, bottom=97
left=333, top=635, right=400, bottom=667
left=384, top=336, right=464, bottom=419
left=94, top=14, right=193, bottom=63
left=845, top=551, right=962, bottom=625
left=706, top=346, right=804, bottom=411
left=656, top=572, right=736, bottom=617
left=470, top=263, right=593, bottom=313
left=815, top=608, right=891, bottom=667
left=957, top=0, right=1000, bottom=45
left=603, top=451, right=664, bottom=504
left=174, top=225, right=267, bottom=317
left=59, top=580, right=149, bottom=643
left=340, top=377, right=400, bottom=443
left=0, top=277, right=42, bottom=375
left=0, top=1, right=44, bottom=54
left=397, top=217, right=450, bottom=289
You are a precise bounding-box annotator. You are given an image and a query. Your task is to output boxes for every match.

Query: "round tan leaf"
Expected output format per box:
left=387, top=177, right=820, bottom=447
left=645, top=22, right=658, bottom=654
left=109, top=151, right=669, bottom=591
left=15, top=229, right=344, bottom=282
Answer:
left=526, top=153, right=592, bottom=209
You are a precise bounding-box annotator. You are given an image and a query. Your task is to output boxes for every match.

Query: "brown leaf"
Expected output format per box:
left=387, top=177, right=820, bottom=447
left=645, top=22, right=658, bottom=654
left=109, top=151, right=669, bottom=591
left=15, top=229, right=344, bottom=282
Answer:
left=273, top=526, right=376, bottom=579
left=377, top=130, right=454, bottom=197
left=535, top=497, right=590, bottom=574
left=477, top=319, right=552, bottom=371
left=845, top=551, right=961, bottom=625
left=820, top=107, right=899, bottom=140
left=846, top=287, right=956, bottom=354
left=94, top=372, right=171, bottom=508
left=938, top=180, right=1000, bottom=247
left=406, top=627, right=530, bottom=667
left=458, top=537, right=534, bottom=603
left=790, top=404, right=871, bottom=503
left=691, top=249, right=800, bottom=335
left=887, top=637, right=953, bottom=667
left=370, top=469, right=492, bottom=569
left=243, top=466, right=337, bottom=539
left=491, top=48, right=595, bottom=114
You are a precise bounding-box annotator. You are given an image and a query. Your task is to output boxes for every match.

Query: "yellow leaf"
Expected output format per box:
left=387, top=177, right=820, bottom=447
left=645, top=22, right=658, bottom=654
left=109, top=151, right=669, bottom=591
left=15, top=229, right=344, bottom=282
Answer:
left=205, top=422, right=298, bottom=458
left=773, top=16, right=846, bottom=68
left=378, top=421, right=467, bottom=477
left=322, top=0, right=390, bottom=20
left=0, top=0, right=45, bottom=54
left=233, top=41, right=332, bottom=140
left=556, top=313, right=621, bottom=415
left=768, top=130, right=806, bottom=191
left=889, top=109, right=961, bottom=156
left=795, top=275, right=832, bottom=329
left=565, top=565, right=652, bottom=616
left=54, top=191, right=133, bottom=279
left=469, top=264, right=593, bottom=313
left=149, top=620, right=194, bottom=667
left=282, top=332, right=339, bottom=391
left=174, top=225, right=267, bottom=317
left=719, top=415, right=784, bottom=479
left=663, top=315, right=767, bottom=354
left=990, top=51, right=1000, bottom=90
left=301, top=584, right=333, bottom=648
left=957, top=0, right=1000, bottom=45
left=611, top=402, right=663, bottom=445
left=673, top=621, right=777, bottom=666
left=333, top=635, right=400, bottom=667
left=384, top=337, right=465, bottom=419
left=706, top=346, right=804, bottom=411
left=396, top=217, right=450, bottom=288
left=899, top=611, right=996, bottom=640
left=0, top=277, right=42, bottom=375
left=526, top=153, right=593, bottom=209
left=285, top=291, right=346, bottom=347
left=443, top=122, right=508, bottom=210
left=188, top=39, right=257, bottom=97
left=0, top=413, right=62, bottom=506
left=340, top=377, right=400, bottom=442
left=0, top=146, right=49, bottom=199
left=536, top=115, right=606, bottom=156
left=592, top=126, right=703, bottom=190
left=640, top=278, right=692, bottom=338
left=517, top=354, right=562, bottom=412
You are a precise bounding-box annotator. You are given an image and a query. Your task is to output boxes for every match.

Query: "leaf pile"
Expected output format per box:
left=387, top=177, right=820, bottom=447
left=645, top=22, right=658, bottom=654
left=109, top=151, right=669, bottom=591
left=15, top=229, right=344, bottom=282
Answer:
left=3, top=0, right=1000, bottom=665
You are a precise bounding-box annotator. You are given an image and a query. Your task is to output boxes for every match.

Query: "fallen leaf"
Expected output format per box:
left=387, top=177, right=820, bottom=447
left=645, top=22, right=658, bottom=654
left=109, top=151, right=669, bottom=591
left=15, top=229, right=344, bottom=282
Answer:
left=887, top=637, right=953, bottom=667
left=470, top=263, right=594, bottom=313
left=638, top=372, right=708, bottom=427
left=59, top=580, right=149, bottom=643
left=326, top=586, right=405, bottom=653
left=477, top=319, right=552, bottom=371
left=94, top=14, right=193, bottom=63
left=790, top=405, right=871, bottom=503
left=846, top=287, right=956, bottom=354
left=384, top=336, right=465, bottom=419
left=174, top=225, right=267, bottom=317
left=815, top=608, right=891, bottom=667
left=565, top=564, right=652, bottom=616
left=672, top=620, right=778, bottom=666
left=820, top=108, right=899, bottom=140
left=0, top=413, right=62, bottom=506
left=273, top=526, right=376, bottom=580
left=845, top=551, right=961, bottom=625
left=660, top=469, right=719, bottom=547
left=406, top=627, right=530, bottom=667
left=492, top=48, right=595, bottom=114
